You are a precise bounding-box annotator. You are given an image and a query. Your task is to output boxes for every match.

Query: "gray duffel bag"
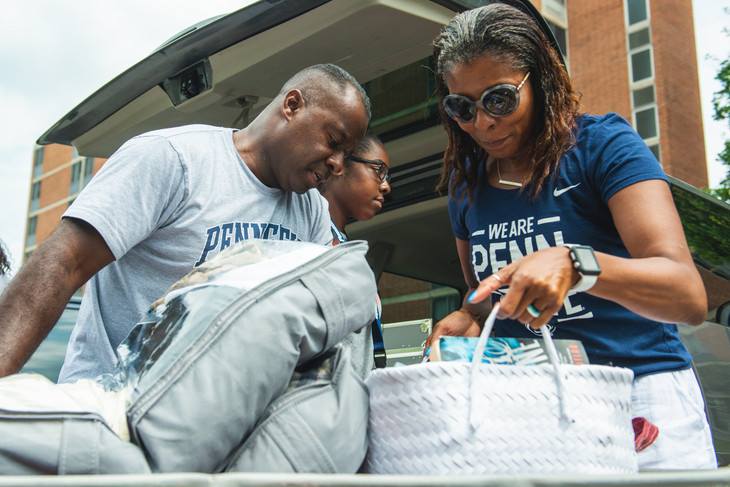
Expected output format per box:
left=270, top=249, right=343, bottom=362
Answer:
left=223, top=326, right=373, bottom=473
left=124, top=239, right=376, bottom=472
left=0, top=240, right=376, bottom=475
left=0, top=376, right=149, bottom=474
left=0, top=414, right=150, bottom=475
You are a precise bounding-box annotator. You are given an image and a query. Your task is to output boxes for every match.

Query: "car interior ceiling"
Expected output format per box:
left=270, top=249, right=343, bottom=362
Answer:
left=71, top=0, right=453, bottom=158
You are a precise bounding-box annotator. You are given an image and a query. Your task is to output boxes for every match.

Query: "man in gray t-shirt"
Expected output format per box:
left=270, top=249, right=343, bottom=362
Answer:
left=0, top=64, right=371, bottom=380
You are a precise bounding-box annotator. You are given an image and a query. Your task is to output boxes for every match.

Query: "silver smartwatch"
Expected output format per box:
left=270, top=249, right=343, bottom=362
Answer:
left=564, top=244, right=601, bottom=293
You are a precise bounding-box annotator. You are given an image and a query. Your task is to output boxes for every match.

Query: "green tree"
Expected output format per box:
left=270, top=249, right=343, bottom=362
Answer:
left=709, top=14, right=730, bottom=203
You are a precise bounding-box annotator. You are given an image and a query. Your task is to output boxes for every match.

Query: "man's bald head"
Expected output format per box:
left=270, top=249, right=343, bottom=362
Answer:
left=279, top=64, right=371, bottom=121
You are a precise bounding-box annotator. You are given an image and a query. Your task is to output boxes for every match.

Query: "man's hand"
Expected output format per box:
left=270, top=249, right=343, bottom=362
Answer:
left=0, top=218, right=113, bottom=376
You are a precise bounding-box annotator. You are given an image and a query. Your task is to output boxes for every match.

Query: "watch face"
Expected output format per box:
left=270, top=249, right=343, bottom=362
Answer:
left=572, top=246, right=601, bottom=275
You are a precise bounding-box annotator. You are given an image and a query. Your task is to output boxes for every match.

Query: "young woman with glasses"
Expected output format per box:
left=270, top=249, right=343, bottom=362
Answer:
left=320, top=133, right=391, bottom=245
left=427, top=3, right=715, bottom=470
left=320, top=133, right=391, bottom=367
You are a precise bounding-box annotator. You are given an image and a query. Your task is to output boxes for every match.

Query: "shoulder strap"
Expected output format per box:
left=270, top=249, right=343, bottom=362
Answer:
left=372, top=295, right=386, bottom=368
left=330, top=223, right=348, bottom=244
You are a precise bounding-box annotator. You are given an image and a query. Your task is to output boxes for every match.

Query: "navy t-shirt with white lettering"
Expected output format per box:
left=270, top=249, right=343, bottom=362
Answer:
left=448, top=113, right=692, bottom=377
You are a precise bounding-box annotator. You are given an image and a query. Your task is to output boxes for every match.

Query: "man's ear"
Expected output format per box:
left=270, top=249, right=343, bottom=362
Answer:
left=282, top=89, right=304, bottom=121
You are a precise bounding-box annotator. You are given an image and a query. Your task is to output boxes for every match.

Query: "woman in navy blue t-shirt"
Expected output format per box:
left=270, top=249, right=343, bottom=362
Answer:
left=428, top=3, right=716, bottom=470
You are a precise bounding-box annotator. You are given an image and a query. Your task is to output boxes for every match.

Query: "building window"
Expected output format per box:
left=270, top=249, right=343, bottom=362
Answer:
left=648, top=144, right=660, bottom=162
left=84, top=157, right=94, bottom=183
left=70, top=157, right=95, bottom=196
left=625, top=0, right=658, bottom=153
left=27, top=216, right=37, bottom=247
left=626, top=9, right=652, bottom=84
left=546, top=19, right=568, bottom=61
left=635, top=107, right=658, bottom=139
left=630, top=49, right=653, bottom=82
left=362, top=56, right=439, bottom=139
left=33, top=146, right=44, bottom=179
left=70, top=161, right=82, bottom=195
left=627, top=0, right=648, bottom=25
left=542, top=1, right=569, bottom=68
left=30, top=181, right=41, bottom=212
left=542, top=0, right=567, bottom=22
left=628, top=28, right=650, bottom=50
left=632, top=85, right=655, bottom=107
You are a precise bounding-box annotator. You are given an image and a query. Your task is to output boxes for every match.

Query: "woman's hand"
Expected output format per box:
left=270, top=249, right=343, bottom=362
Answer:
left=468, top=246, right=579, bottom=329
left=425, top=308, right=482, bottom=350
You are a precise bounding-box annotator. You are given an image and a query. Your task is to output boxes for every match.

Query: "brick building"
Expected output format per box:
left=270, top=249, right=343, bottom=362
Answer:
left=25, top=145, right=105, bottom=263
left=561, top=0, right=707, bottom=186
left=23, top=0, right=708, bottom=348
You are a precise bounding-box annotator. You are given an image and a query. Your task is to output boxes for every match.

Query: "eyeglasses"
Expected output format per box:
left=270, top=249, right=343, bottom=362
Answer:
left=347, top=155, right=390, bottom=183
left=442, top=71, right=530, bottom=123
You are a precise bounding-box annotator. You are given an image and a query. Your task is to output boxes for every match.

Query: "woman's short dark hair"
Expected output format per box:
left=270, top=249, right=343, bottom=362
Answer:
left=0, top=240, right=10, bottom=276
left=434, top=3, right=580, bottom=199
left=352, top=132, right=384, bottom=158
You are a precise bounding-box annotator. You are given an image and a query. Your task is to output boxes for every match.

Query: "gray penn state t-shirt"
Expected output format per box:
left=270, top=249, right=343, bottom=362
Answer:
left=59, top=125, right=331, bottom=382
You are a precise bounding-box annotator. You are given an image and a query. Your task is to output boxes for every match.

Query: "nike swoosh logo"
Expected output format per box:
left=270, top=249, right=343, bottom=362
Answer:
left=553, top=182, right=581, bottom=197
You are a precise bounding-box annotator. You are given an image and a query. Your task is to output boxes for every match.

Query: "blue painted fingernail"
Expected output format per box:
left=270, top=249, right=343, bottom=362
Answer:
left=467, top=290, right=477, bottom=303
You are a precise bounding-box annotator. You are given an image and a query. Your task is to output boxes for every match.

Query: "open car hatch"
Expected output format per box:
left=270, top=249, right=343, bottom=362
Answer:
left=38, top=0, right=456, bottom=158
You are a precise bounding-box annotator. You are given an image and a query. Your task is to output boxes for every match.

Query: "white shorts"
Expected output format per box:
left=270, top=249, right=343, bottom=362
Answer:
left=631, top=368, right=717, bottom=470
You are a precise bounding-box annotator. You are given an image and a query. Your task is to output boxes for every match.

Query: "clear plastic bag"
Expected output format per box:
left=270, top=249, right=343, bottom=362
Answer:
left=98, top=240, right=329, bottom=392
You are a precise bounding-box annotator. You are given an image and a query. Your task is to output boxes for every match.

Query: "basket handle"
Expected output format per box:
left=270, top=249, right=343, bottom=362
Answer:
left=539, top=323, right=574, bottom=427
left=469, top=303, right=574, bottom=431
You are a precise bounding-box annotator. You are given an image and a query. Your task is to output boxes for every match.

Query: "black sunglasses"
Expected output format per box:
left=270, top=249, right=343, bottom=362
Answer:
left=442, top=72, right=530, bottom=123
left=347, top=155, right=390, bottom=183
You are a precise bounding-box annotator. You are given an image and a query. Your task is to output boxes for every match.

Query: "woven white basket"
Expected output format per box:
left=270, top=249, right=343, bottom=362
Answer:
left=365, top=305, right=637, bottom=475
